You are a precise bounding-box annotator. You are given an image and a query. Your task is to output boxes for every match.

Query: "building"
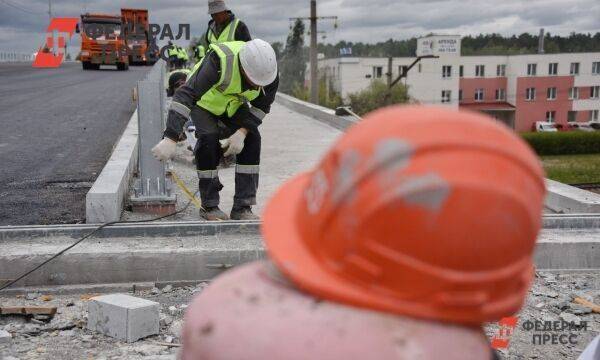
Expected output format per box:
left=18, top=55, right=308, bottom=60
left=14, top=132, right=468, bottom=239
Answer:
left=313, top=35, right=600, bottom=131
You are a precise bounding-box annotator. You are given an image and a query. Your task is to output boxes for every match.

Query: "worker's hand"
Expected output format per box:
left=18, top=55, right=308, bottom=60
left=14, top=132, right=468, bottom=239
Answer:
left=220, top=129, right=247, bottom=157
left=152, top=138, right=177, bottom=161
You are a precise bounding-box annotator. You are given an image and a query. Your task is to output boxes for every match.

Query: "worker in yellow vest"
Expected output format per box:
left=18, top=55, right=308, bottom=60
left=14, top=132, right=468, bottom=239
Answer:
left=167, top=41, right=179, bottom=69
left=205, top=0, right=251, bottom=45
left=152, top=39, right=278, bottom=221
left=175, top=46, right=189, bottom=68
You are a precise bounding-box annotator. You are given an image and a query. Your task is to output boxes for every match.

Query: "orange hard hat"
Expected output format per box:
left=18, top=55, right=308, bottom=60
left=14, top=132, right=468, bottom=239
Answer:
left=262, top=105, right=546, bottom=325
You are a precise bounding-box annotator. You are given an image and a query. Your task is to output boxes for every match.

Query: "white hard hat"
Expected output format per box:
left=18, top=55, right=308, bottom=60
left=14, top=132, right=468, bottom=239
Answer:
left=208, top=0, right=229, bottom=14
left=239, top=39, right=278, bottom=87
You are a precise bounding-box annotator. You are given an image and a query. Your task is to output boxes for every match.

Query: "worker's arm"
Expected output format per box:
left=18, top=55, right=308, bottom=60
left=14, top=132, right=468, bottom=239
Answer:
left=235, top=21, right=252, bottom=42
left=230, top=74, right=279, bottom=133
left=164, top=52, right=220, bottom=141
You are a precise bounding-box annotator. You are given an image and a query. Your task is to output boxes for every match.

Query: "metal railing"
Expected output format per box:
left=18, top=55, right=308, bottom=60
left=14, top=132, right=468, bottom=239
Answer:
left=130, top=60, right=176, bottom=206
left=0, top=52, right=33, bottom=62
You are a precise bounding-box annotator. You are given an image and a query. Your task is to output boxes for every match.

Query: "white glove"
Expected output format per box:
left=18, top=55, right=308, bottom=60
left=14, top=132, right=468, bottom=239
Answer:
left=220, top=129, right=247, bottom=157
left=152, top=138, right=177, bottom=161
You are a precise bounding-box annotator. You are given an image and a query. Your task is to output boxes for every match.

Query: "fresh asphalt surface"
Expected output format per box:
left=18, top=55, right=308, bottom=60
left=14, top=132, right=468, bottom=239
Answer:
left=0, top=62, right=149, bottom=225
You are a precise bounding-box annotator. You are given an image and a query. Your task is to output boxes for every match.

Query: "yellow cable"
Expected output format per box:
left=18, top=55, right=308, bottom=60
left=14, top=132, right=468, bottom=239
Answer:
left=170, top=171, right=203, bottom=210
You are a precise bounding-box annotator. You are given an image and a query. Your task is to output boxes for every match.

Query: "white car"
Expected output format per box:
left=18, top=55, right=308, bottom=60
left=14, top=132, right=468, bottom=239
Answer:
left=568, top=122, right=596, bottom=132
left=535, top=122, right=558, bottom=132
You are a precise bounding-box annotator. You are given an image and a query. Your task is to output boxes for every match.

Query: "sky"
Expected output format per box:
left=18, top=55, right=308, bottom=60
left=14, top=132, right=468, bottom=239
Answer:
left=0, top=0, right=599, bottom=54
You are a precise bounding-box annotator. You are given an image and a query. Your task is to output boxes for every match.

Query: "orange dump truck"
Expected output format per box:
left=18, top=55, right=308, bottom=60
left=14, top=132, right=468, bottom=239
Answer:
left=121, top=8, right=158, bottom=65
left=77, top=13, right=129, bottom=70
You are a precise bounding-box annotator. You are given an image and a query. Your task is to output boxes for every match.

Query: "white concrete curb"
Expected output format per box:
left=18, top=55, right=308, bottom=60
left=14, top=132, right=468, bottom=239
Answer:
left=85, top=111, right=139, bottom=223
left=546, top=179, right=600, bottom=214
left=275, top=92, right=355, bottom=131
left=277, top=93, right=600, bottom=215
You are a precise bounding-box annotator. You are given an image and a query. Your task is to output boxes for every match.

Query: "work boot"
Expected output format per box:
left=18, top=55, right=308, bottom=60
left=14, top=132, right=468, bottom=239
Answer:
left=230, top=206, right=260, bottom=221
left=199, top=207, right=229, bottom=221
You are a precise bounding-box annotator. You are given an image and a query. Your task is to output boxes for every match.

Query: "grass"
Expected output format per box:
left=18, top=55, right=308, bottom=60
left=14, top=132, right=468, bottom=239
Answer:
left=541, top=154, right=600, bottom=184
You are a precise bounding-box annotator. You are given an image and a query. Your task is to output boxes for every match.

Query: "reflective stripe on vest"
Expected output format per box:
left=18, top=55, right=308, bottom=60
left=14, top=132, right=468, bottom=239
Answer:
left=208, top=19, right=240, bottom=44
left=216, top=45, right=235, bottom=92
left=197, top=42, right=261, bottom=118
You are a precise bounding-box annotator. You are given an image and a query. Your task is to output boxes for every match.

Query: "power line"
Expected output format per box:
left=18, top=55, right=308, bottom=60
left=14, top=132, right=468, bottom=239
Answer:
left=0, top=0, right=45, bottom=15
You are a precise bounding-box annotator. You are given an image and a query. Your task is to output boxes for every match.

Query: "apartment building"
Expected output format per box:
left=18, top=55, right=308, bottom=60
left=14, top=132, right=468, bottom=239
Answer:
left=313, top=35, right=600, bottom=131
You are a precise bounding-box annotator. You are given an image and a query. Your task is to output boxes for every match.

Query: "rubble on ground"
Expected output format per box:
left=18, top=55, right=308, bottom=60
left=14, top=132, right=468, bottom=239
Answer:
left=0, top=283, right=208, bottom=360
left=486, top=272, right=599, bottom=359
left=0, top=273, right=597, bottom=360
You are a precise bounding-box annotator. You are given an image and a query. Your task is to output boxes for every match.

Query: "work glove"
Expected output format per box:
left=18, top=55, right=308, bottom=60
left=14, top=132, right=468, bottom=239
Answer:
left=220, top=129, right=246, bottom=157
left=152, top=138, right=177, bottom=161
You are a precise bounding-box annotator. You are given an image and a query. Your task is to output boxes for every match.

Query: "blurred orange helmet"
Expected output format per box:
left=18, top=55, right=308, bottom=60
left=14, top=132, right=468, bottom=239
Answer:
left=262, top=106, right=546, bottom=325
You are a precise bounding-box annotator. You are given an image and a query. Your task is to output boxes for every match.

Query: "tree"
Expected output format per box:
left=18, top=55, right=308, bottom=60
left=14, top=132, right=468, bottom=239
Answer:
left=271, top=41, right=283, bottom=62
left=348, top=81, right=409, bottom=116
left=279, top=19, right=307, bottom=94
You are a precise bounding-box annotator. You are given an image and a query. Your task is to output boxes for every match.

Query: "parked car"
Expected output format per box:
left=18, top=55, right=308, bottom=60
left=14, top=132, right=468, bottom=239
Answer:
left=568, top=122, right=596, bottom=132
left=534, top=121, right=558, bottom=132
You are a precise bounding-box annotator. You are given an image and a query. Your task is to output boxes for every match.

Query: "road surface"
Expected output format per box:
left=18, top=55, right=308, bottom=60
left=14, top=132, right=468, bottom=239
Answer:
left=0, top=62, right=149, bottom=225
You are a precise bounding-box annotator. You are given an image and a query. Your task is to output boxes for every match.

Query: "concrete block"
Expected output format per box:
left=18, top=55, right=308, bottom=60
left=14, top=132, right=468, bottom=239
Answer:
left=87, top=294, right=159, bottom=343
left=545, top=179, right=600, bottom=214
left=0, top=329, right=12, bottom=343
left=86, top=110, right=139, bottom=223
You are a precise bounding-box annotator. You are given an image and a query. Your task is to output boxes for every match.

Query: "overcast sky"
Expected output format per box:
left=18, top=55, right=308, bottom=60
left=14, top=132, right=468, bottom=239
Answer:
left=1, top=0, right=599, bottom=54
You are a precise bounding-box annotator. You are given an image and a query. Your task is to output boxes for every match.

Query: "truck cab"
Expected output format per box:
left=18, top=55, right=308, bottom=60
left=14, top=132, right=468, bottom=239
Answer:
left=78, top=13, right=129, bottom=71
left=121, top=9, right=157, bottom=65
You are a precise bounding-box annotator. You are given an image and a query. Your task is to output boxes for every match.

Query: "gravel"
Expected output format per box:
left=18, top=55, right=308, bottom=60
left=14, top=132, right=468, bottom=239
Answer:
left=0, top=273, right=597, bottom=359
left=0, top=283, right=208, bottom=360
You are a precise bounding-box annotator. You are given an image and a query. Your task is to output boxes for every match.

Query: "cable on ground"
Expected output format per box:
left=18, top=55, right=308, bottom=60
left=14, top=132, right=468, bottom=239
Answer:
left=0, top=186, right=199, bottom=292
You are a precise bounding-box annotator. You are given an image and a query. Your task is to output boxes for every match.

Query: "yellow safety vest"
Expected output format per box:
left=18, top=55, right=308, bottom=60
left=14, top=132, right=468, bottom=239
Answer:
left=168, top=46, right=178, bottom=57
left=196, top=41, right=261, bottom=118
left=207, top=19, right=240, bottom=45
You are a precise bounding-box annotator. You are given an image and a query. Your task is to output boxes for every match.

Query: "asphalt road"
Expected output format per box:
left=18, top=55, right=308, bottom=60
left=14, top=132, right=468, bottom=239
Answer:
left=0, top=62, right=149, bottom=225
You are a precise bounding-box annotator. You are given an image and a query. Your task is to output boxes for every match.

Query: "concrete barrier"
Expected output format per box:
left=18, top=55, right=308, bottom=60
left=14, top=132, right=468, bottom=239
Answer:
left=276, top=93, right=600, bottom=215
left=0, top=216, right=597, bottom=291
left=275, top=93, right=355, bottom=131
left=85, top=110, right=139, bottom=223
left=545, top=179, right=600, bottom=214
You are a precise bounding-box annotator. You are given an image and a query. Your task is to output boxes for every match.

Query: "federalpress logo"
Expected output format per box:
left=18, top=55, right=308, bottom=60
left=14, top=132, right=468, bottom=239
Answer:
left=491, top=316, right=519, bottom=350
left=33, top=17, right=79, bottom=68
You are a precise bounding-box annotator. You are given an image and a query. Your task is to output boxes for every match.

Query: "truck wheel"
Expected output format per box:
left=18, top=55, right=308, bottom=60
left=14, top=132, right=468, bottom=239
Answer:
left=82, top=61, right=91, bottom=70
left=117, top=62, right=129, bottom=71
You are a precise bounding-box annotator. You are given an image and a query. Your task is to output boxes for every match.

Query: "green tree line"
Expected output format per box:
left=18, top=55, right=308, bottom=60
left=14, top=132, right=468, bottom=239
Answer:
left=273, top=32, right=600, bottom=58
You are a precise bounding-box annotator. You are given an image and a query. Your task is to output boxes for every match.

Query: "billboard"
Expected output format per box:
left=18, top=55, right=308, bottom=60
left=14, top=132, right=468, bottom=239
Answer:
left=417, top=35, right=461, bottom=57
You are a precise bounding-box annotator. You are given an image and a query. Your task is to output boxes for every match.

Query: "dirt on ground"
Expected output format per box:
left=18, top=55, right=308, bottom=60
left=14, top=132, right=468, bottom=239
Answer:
left=0, top=272, right=598, bottom=360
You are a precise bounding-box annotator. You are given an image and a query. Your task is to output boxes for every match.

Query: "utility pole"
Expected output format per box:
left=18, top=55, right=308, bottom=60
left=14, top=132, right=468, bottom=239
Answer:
left=290, top=1, right=337, bottom=105
left=48, top=0, right=52, bottom=20
left=386, top=57, right=393, bottom=87
left=310, top=0, right=318, bottom=104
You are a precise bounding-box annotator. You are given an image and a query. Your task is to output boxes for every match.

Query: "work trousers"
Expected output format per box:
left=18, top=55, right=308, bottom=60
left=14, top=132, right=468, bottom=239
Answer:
left=191, top=106, right=261, bottom=208
left=168, top=55, right=178, bottom=69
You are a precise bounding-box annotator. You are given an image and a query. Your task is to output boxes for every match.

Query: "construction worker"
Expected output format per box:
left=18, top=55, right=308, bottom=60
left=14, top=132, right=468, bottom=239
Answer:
left=193, top=44, right=206, bottom=64
left=167, top=41, right=179, bottom=69
left=152, top=39, right=279, bottom=221
left=205, top=0, right=251, bottom=45
left=179, top=106, right=547, bottom=359
left=176, top=46, right=189, bottom=68
left=166, top=68, right=191, bottom=97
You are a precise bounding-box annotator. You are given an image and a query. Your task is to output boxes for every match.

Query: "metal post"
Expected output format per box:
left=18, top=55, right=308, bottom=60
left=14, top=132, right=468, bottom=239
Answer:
left=387, top=57, right=393, bottom=87
left=309, top=0, right=318, bottom=104
left=131, top=61, right=176, bottom=213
